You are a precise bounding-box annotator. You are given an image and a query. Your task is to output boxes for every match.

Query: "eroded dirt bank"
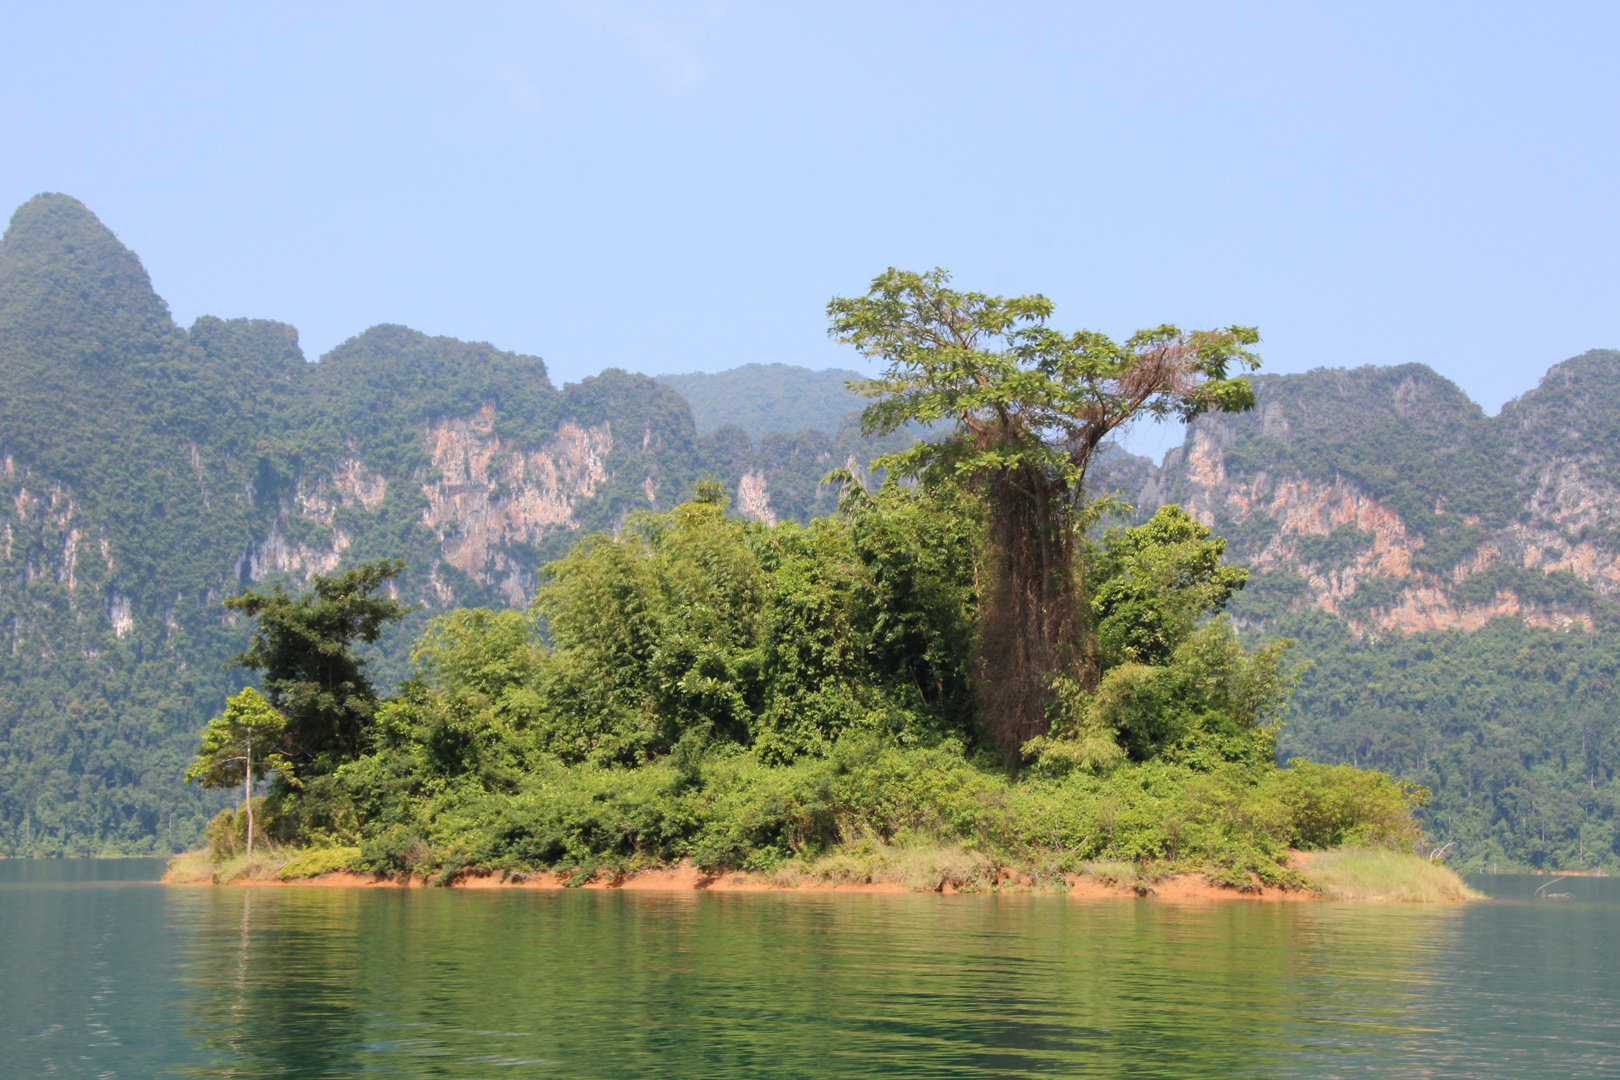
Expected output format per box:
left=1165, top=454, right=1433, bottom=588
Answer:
left=179, top=861, right=1317, bottom=901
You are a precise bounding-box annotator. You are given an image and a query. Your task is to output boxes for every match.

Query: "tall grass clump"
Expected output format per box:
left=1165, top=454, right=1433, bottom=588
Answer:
left=1300, top=848, right=1479, bottom=901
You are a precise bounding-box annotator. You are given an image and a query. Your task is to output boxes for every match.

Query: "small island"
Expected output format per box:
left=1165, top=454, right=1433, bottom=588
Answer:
left=167, top=271, right=1472, bottom=903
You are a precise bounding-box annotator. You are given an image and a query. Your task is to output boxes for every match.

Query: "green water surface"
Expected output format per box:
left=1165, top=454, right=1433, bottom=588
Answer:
left=1, top=860, right=1614, bottom=1078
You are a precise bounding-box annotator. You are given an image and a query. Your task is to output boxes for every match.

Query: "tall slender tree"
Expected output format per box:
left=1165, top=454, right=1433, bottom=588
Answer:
left=184, top=687, right=288, bottom=857
left=829, top=268, right=1260, bottom=757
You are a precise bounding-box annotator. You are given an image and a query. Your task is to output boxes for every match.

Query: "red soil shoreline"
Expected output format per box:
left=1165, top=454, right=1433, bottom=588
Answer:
left=171, top=861, right=1318, bottom=901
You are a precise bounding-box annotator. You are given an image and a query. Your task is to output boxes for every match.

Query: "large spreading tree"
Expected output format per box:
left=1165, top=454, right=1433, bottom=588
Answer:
left=828, top=268, right=1261, bottom=758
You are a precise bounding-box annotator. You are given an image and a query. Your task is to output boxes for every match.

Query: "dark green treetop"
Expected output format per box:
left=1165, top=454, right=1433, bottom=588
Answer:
left=829, top=268, right=1259, bottom=492
left=226, top=559, right=413, bottom=776
left=1090, top=505, right=1249, bottom=669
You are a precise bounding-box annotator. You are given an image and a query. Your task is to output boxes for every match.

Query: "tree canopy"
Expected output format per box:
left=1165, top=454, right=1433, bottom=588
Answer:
left=226, top=559, right=412, bottom=777
left=828, top=268, right=1261, bottom=757
left=183, top=686, right=289, bottom=856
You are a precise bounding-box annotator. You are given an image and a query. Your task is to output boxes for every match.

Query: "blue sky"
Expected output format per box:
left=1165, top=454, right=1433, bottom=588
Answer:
left=3, top=2, right=1616, bottom=455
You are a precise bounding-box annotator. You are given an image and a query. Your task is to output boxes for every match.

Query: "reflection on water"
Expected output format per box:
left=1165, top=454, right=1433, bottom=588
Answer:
left=2, top=861, right=1617, bottom=1078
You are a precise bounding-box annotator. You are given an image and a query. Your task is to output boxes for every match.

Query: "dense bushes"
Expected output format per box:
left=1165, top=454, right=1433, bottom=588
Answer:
left=1264, top=760, right=1426, bottom=850
left=477, top=481, right=982, bottom=766
left=183, top=484, right=1425, bottom=885
left=211, top=739, right=1420, bottom=886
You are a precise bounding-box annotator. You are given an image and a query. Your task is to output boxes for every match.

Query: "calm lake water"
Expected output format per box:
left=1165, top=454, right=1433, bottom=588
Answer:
left=1, top=860, right=1615, bottom=1078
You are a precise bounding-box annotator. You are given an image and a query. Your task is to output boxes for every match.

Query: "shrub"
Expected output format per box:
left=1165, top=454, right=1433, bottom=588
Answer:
left=1264, top=760, right=1424, bottom=849
left=202, top=798, right=285, bottom=858
left=277, top=846, right=362, bottom=879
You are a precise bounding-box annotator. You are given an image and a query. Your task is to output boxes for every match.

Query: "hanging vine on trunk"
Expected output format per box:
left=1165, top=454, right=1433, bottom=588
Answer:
left=828, top=268, right=1260, bottom=760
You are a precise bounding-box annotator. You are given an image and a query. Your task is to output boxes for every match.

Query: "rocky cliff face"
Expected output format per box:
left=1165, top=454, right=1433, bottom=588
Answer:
left=1095, top=354, right=1620, bottom=633
left=0, top=193, right=927, bottom=854
left=0, top=196, right=711, bottom=852
left=420, top=410, right=614, bottom=605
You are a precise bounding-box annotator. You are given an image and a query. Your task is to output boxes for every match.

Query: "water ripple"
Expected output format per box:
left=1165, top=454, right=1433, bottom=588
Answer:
left=3, top=863, right=1620, bottom=1077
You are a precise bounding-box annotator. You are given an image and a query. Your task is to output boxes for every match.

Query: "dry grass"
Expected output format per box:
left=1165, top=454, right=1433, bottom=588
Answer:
left=163, top=845, right=344, bottom=884
left=162, top=849, right=217, bottom=883
left=1075, top=859, right=1138, bottom=885
left=780, top=840, right=1000, bottom=892
left=1300, top=848, right=1481, bottom=901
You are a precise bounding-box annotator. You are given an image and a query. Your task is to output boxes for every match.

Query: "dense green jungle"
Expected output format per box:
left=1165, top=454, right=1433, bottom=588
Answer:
left=1, top=192, right=1618, bottom=874
left=183, top=487, right=1421, bottom=890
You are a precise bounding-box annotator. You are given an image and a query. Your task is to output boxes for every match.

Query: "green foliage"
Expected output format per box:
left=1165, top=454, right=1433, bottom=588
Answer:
left=1226, top=570, right=1314, bottom=624
left=1338, top=575, right=1408, bottom=621
left=1277, top=612, right=1620, bottom=870
left=1295, top=525, right=1375, bottom=571
left=526, top=482, right=981, bottom=765
left=1262, top=760, right=1425, bottom=849
left=277, top=845, right=361, bottom=879
left=183, top=687, right=289, bottom=791
left=1090, top=505, right=1249, bottom=668
left=227, top=486, right=1397, bottom=888
left=292, top=734, right=1418, bottom=888
left=1063, top=624, right=1299, bottom=770
left=1027, top=505, right=1299, bottom=772
left=227, top=560, right=412, bottom=776
left=829, top=267, right=1262, bottom=757
left=1451, top=563, right=1607, bottom=616
left=202, top=799, right=274, bottom=859
left=829, top=267, right=1260, bottom=493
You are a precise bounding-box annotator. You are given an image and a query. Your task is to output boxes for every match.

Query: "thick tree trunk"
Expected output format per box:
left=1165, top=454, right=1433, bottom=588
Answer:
left=976, top=464, right=1088, bottom=761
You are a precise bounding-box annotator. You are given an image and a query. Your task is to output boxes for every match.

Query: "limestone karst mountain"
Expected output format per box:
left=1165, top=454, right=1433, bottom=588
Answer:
left=2, top=191, right=1617, bottom=866
left=1095, top=355, right=1620, bottom=635
left=1093, top=360, right=1620, bottom=870
left=0, top=194, right=896, bottom=853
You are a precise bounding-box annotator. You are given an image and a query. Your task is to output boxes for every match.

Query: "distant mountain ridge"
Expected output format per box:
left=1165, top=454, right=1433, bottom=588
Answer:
left=1094, top=355, right=1620, bottom=635
left=654, top=363, right=867, bottom=440
left=0, top=194, right=902, bottom=854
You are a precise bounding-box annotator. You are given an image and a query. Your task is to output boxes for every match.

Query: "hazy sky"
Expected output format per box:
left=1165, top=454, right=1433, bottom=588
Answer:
left=3, top=2, right=1616, bottom=455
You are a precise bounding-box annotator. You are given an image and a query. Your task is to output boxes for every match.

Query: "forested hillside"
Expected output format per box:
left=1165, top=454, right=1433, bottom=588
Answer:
left=0, top=194, right=900, bottom=855
left=655, top=363, right=866, bottom=440
left=1093, top=358, right=1620, bottom=870
left=5, top=190, right=1620, bottom=871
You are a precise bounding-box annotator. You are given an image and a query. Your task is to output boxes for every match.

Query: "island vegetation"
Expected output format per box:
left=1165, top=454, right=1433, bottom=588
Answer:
left=3, top=196, right=1615, bottom=875
left=169, top=270, right=1467, bottom=900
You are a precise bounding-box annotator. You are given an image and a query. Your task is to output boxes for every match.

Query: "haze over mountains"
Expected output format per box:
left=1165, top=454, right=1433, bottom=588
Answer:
left=2, top=192, right=1619, bottom=869
left=655, top=364, right=866, bottom=441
